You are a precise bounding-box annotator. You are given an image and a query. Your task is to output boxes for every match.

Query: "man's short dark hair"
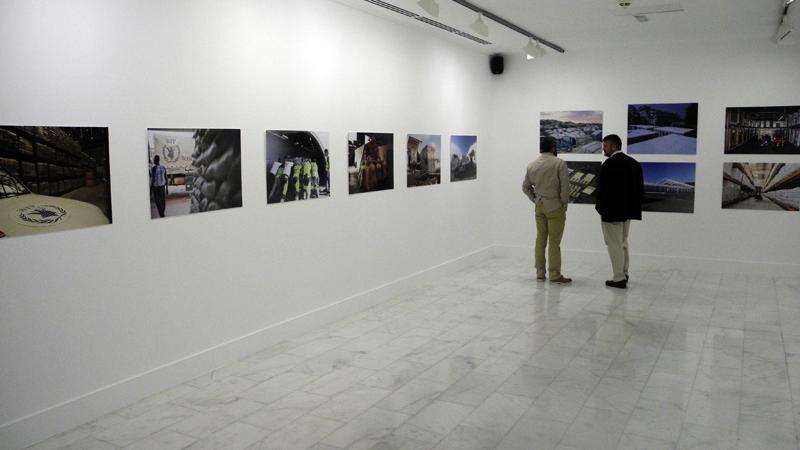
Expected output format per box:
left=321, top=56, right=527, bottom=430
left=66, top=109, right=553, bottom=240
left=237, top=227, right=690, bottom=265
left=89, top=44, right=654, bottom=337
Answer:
left=540, top=137, right=557, bottom=153
left=602, top=134, right=622, bottom=150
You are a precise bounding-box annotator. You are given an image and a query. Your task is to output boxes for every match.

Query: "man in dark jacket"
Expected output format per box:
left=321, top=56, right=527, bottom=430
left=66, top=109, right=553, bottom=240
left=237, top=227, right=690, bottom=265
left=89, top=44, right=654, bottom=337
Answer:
left=595, top=134, right=643, bottom=289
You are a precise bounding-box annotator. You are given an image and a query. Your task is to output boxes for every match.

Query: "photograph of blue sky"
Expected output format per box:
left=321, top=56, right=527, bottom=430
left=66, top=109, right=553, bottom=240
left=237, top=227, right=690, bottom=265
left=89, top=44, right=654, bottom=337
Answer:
left=451, top=135, right=476, bottom=157
left=642, top=162, right=696, bottom=184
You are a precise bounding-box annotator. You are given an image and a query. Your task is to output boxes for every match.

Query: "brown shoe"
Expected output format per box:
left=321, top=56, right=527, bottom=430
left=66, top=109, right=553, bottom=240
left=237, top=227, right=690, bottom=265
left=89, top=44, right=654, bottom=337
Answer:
left=536, top=275, right=546, bottom=282
left=550, top=275, right=572, bottom=284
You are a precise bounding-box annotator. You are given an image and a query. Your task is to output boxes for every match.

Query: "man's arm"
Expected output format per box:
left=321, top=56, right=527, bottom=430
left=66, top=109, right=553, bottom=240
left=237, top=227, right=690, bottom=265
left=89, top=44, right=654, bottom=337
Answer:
left=558, top=161, right=570, bottom=208
left=522, top=169, right=537, bottom=203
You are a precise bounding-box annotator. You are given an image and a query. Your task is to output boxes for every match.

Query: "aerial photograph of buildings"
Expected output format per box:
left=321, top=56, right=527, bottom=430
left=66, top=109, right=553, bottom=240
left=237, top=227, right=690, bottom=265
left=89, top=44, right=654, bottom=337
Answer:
left=723, top=162, right=800, bottom=211
left=724, top=106, right=800, bottom=154
left=641, top=162, right=696, bottom=213
left=566, top=161, right=601, bottom=203
left=540, top=110, right=603, bottom=154
left=628, top=103, right=698, bottom=154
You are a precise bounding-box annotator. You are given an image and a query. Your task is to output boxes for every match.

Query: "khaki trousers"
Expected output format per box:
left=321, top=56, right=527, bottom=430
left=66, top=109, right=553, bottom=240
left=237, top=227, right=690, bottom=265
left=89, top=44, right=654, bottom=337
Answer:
left=601, top=220, right=631, bottom=282
left=535, top=201, right=566, bottom=279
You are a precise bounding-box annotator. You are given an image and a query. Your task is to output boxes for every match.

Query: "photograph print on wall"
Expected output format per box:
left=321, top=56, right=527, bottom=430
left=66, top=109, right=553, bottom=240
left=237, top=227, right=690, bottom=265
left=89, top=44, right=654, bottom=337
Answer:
left=724, top=106, right=800, bottom=154
left=348, top=132, right=394, bottom=194
left=540, top=110, right=603, bottom=154
left=641, top=162, right=696, bottom=213
left=450, top=135, right=477, bottom=182
left=266, top=130, right=330, bottom=204
left=627, top=103, right=698, bottom=154
left=407, top=134, right=441, bottom=187
left=566, top=161, right=601, bottom=204
left=0, top=126, right=112, bottom=238
left=722, top=162, right=800, bottom=211
left=147, top=128, right=241, bottom=219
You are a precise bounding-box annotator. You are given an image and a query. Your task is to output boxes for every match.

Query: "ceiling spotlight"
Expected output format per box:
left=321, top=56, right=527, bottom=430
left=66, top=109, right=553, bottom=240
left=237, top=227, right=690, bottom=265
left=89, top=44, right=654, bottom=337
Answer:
left=417, top=0, right=439, bottom=17
left=469, top=12, right=489, bottom=37
left=523, top=38, right=546, bottom=60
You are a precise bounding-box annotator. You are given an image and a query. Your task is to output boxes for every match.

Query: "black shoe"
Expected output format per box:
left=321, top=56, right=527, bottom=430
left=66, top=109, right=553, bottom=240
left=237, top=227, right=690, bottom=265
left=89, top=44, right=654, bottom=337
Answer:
left=605, top=279, right=627, bottom=289
left=625, top=275, right=629, bottom=282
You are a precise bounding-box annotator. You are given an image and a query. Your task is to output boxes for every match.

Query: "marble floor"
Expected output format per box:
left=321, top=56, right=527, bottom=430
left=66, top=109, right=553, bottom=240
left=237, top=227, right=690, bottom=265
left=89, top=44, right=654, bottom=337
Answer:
left=25, top=256, right=800, bottom=450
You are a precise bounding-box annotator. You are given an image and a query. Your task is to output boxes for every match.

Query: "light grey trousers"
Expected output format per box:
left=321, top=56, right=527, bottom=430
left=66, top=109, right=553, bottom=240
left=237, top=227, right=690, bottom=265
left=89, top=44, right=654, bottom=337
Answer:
left=602, top=220, right=631, bottom=282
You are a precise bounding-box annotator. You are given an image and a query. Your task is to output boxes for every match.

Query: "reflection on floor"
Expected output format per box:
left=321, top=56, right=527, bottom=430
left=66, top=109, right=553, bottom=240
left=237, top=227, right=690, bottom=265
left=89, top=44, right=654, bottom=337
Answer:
left=25, top=256, right=800, bottom=450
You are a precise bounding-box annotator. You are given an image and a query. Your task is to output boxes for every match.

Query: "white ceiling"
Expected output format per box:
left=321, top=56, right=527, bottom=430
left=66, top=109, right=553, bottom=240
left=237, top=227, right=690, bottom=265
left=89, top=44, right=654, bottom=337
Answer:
left=333, top=0, right=797, bottom=56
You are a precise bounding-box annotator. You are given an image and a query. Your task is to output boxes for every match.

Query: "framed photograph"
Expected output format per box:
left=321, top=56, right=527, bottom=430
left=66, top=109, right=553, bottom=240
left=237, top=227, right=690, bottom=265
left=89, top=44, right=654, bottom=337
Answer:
left=627, top=103, right=698, bottom=154
left=407, top=134, right=441, bottom=187
left=566, top=161, right=601, bottom=204
left=147, top=128, right=241, bottom=218
left=722, top=162, right=799, bottom=211
left=641, top=162, right=696, bottom=213
left=266, top=131, right=330, bottom=204
left=450, top=135, right=477, bottom=182
left=540, top=110, right=603, bottom=154
left=348, top=132, right=394, bottom=194
left=724, top=106, right=800, bottom=154
left=0, top=126, right=111, bottom=238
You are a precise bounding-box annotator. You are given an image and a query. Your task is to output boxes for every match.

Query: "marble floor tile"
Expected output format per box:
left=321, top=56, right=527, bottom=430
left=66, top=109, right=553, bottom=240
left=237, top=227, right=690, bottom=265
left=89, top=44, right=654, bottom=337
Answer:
left=405, top=401, right=474, bottom=436
left=321, top=408, right=409, bottom=449
left=559, top=406, right=630, bottom=450
left=616, top=433, right=676, bottom=450
left=184, top=422, right=270, bottom=450
left=676, top=423, right=737, bottom=450
left=311, top=385, right=393, bottom=422
left=584, top=378, right=645, bottom=415
left=123, top=429, right=196, bottom=450
left=240, top=391, right=329, bottom=431
left=460, top=392, right=532, bottom=435
left=624, top=398, right=686, bottom=443
left=92, top=405, right=197, bottom=447
left=737, top=414, right=797, bottom=450
left=684, top=389, right=740, bottom=431
left=254, top=414, right=343, bottom=450
left=432, top=425, right=504, bottom=450
left=55, top=437, right=117, bottom=450
left=168, top=411, right=238, bottom=439
left=497, top=416, right=569, bottom=450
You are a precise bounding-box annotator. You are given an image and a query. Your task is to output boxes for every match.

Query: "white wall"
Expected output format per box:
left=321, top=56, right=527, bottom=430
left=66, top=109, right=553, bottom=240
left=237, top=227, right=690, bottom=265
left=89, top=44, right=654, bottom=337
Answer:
left=0, top=0, right=493, bottom=447
left=490, top=41, right=800, bottom=270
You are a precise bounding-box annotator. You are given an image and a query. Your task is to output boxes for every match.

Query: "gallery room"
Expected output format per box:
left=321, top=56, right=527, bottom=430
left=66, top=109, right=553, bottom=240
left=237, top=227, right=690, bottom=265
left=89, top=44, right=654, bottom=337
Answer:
left=1, top=0, right=799, bottom=448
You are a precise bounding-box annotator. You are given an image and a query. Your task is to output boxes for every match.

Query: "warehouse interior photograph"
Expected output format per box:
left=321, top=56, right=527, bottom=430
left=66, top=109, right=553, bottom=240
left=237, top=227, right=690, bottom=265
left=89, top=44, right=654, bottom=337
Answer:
left=1, top=0, right=799, bottom=449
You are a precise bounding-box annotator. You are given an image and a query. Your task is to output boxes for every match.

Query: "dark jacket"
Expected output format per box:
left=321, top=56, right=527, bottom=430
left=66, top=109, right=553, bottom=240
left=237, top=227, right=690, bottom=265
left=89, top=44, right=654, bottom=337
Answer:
left=595, top=152, right=644, bottom=222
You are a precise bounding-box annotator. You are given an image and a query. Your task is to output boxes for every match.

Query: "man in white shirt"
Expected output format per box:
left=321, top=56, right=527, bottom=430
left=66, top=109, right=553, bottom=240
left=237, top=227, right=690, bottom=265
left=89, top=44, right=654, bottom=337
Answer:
left=150, top=155, right=168, bottom=218
left=522, top=137, right=572, bottom=283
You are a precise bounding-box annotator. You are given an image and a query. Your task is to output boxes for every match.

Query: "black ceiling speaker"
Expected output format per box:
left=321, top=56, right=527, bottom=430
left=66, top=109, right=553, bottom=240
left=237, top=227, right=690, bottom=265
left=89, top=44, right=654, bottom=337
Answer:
left=490, top=54, right=504, bottom=75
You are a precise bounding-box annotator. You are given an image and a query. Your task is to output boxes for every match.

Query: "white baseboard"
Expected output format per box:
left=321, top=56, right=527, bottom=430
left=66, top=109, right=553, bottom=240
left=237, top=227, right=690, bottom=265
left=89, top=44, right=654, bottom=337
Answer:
left=0, top=246, right=493, bottom=450
left=492, top=244, right=800, bottom=277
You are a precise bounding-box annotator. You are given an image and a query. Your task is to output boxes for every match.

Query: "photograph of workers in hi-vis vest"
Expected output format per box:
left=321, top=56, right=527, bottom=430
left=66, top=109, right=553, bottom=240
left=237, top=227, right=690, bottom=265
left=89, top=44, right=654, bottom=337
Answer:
left=266, top=130, right=330, bottom=204
left=450, top=135, right=477, bottom=182
left=348, top=132, right=394, bottom=194
left=407, top=134, right=441, bottom=188
left=147, top=128, right=242, bottom=219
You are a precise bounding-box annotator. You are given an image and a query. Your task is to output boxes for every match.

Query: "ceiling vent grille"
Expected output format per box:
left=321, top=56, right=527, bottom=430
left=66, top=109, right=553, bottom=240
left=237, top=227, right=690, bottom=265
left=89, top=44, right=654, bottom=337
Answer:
left=363, top=0, right=492, bottom=45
